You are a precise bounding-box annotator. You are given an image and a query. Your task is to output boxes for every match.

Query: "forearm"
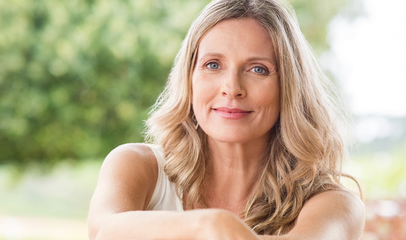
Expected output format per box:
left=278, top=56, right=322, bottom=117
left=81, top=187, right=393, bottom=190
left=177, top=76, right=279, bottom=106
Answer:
left=93, top=210, right=205, bottom=240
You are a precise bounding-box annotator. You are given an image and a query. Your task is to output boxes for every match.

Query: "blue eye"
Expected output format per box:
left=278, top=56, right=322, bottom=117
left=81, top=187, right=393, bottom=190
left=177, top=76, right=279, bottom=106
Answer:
left=207, top=62, right=219, bottom=69
left=252, top=67, right=267, bottom=74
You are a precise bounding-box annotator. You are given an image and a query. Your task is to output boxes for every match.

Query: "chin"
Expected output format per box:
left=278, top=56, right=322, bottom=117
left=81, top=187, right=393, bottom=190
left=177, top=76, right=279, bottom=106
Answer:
left=203, top=128, right=264, bottom=145
left=215, top=136, right=251, bottom=144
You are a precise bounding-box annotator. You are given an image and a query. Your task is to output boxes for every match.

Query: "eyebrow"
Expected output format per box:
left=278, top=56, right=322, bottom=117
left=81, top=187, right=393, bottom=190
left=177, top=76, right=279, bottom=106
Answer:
left=197, top=52, right=225, bottom=61
left=246, top=57, right=275, bottom=65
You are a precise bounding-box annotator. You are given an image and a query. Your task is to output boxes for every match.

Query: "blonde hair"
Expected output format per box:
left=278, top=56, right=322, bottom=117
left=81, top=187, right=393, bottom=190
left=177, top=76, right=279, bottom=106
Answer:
left=146, top=0, right=361, bottom=235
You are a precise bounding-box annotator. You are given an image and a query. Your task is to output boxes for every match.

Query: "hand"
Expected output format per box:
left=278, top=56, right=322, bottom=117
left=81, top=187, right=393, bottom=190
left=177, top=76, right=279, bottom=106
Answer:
left=197, top=209, right=261, bottom=240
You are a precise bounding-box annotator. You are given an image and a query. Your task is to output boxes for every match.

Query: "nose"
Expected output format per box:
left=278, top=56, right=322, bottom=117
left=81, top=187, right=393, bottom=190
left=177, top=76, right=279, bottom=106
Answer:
left=221, top=70, right=247, bottom=99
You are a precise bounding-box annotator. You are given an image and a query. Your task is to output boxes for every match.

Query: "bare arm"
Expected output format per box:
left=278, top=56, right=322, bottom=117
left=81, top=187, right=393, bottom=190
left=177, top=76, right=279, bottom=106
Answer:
left=260, top=190, right=365, bottom=240
left=88, top=144, right=199, bottom=239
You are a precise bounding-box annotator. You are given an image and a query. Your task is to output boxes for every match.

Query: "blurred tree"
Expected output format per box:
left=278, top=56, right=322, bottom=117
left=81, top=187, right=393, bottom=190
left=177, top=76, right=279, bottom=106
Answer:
left=0, top=0, right=353, bottom=166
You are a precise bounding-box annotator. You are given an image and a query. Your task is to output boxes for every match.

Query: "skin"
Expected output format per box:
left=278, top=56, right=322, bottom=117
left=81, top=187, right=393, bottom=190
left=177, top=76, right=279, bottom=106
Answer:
left=88, top=18, right=365, bottom=240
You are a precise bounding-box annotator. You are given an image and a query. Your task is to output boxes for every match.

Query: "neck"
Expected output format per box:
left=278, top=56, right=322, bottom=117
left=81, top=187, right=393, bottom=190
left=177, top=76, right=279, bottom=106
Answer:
left=202, top=137, right=268, bottom=214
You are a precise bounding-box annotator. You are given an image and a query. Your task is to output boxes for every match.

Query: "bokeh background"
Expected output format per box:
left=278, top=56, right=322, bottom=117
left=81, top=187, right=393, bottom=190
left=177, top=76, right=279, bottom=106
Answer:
left=0, top=0, right=405, bottom=239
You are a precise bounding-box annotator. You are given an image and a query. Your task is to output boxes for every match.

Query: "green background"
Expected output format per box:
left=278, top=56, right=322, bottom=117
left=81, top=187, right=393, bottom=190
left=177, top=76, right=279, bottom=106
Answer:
left=0, top=0, right=353, bottom=166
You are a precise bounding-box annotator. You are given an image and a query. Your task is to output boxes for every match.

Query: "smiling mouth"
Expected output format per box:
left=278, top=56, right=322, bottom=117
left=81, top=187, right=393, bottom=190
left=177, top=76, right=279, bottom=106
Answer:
left=212, top=107, right=253, bottom=119
left=213, top=107, right=252, bottom=113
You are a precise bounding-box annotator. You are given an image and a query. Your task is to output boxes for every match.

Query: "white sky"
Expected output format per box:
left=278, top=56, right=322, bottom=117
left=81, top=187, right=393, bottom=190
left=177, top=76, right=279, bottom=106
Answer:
left=324, top=0, right=406, bottom=117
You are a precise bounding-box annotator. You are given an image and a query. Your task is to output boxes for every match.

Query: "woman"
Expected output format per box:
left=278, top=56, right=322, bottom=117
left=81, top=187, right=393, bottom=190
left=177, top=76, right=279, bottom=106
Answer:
left=88, top=0, right=365, bottom=239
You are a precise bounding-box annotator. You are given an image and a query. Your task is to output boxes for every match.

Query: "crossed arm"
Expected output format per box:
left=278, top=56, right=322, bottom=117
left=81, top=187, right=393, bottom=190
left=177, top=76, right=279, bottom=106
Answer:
left=88, top=144, right=365, bottom=240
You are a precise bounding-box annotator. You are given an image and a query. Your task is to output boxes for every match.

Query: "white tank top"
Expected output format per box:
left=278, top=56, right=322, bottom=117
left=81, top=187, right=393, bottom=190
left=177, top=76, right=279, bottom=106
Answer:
left=146, top=144, right=184, bottom=211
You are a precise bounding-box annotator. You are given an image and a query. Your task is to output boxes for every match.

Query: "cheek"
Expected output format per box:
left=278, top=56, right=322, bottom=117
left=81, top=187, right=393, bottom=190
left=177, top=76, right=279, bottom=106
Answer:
left=192, top=74, right=217, bottom=107
left=192, top=77, right=221, bottom=127
left=192, top=87, right=213, bottom=113
left=253, top=82, right=280, bottom=109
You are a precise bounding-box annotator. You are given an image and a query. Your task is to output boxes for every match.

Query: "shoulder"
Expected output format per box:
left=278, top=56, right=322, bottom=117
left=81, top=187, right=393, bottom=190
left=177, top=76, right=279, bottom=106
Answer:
left=104, top=143, right=157, bottom=164
left=94, top=143, right=159, bottom=209
left=101, top=143, right=158, bottom=177
left=88, top=143, right=160, bottom=238
left=302, top=190, right=364, bottom=217
left=290, top=190, right=365, bottom=240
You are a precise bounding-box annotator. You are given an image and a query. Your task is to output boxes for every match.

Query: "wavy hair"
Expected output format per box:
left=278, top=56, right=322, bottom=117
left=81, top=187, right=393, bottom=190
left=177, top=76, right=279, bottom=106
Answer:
left=145, top=0, right=361, bottom=235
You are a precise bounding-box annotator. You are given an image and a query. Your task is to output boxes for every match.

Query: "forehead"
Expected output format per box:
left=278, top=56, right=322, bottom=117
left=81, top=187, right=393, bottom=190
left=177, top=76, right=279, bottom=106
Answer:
left=197, top=18, right=275, bottom=62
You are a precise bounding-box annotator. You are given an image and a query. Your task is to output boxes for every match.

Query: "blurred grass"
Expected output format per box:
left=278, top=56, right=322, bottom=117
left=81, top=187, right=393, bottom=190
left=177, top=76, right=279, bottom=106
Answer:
left=346, top=151, right=406, bottom=201
left=0, top=160, right=101, bottom=220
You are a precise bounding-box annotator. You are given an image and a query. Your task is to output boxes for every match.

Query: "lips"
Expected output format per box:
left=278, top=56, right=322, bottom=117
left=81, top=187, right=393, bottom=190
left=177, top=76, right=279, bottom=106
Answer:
left=213, top=107, right=251, bottom=113
left=213, top=107, right=252, bottom=119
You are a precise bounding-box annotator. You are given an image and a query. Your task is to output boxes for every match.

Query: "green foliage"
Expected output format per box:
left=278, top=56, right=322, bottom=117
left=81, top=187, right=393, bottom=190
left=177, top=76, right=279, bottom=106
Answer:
left=0, top=0, right=352, bottom=165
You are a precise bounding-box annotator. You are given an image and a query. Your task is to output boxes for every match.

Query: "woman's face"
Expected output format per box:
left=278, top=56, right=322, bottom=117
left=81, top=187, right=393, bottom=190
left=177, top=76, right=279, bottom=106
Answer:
left=192, top=18, right=280, bottom=145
